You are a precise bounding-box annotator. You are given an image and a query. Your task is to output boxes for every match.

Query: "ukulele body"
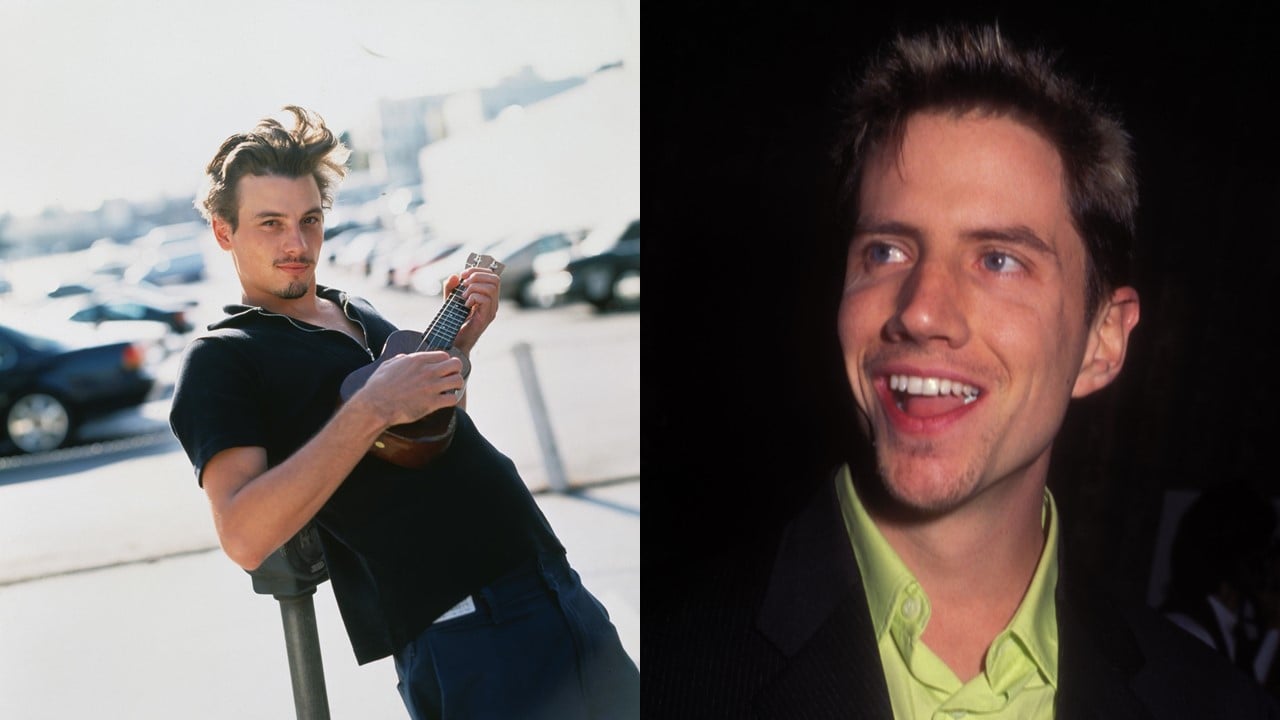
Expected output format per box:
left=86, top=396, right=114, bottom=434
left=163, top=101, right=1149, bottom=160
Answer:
left=338, top=329, right=458, bottom=469
left=336, top=252, right=504, bottom=470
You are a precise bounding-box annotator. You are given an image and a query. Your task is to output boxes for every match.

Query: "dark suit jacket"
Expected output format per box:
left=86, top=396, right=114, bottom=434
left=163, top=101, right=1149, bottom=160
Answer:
left=645, top=472, right=1280, bottom=719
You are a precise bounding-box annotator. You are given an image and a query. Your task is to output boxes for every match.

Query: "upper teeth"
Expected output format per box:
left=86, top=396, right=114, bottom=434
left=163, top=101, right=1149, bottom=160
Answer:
left=889, top=374, right=980, bottom=403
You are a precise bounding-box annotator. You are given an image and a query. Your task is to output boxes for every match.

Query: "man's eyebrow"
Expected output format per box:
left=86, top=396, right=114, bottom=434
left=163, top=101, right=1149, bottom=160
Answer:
left=851, top=220, right=923, bottom=242
left=964, top=226, right=1059, bottom=261
left=854, top=221, right=1061, bottom=255
left=250, top=206, right=324, bottom=219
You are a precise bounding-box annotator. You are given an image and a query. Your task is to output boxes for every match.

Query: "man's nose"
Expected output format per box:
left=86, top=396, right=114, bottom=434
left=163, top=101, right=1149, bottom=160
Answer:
left=885, top=258, right=970, bottom=347
left=281, top=224, right=306, bottom=254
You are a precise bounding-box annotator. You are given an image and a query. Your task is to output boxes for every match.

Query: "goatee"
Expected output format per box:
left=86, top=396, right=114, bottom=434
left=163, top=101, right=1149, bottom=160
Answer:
left=275, top=281, right=308, bottom=300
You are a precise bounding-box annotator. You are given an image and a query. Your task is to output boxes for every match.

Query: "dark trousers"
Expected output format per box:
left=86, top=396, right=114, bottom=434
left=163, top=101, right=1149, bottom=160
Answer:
left=393, top=553, right=640, bottom=720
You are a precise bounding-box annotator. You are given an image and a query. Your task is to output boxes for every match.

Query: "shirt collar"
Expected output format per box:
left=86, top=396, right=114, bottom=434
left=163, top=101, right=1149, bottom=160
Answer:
left=990, top=489, right=1059, bottom=691
left=837, top=465, right=913, bottom=642
left=212, top=285, right=348, bottom=329
left=836, top=465, right=1060, bottom=690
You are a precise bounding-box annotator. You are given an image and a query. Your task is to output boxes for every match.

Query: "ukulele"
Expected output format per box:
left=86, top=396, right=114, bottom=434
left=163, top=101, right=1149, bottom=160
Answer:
left=338, top=252, right=506, bottom=468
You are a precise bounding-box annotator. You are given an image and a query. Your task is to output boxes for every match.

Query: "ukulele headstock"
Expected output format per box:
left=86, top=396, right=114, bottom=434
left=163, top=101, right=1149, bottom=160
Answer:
left=466, top=253, right=506, bottom=277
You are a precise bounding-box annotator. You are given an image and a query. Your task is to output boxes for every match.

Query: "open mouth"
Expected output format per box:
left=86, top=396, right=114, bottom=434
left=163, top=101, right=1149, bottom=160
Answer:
left=887, top=373, right=980, bottom=417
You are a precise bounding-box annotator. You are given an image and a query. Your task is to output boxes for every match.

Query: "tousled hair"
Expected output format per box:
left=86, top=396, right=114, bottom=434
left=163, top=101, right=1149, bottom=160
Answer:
left=197, top=105, right=350, bottom=231
left=832, top=23, right=1137, bottom=318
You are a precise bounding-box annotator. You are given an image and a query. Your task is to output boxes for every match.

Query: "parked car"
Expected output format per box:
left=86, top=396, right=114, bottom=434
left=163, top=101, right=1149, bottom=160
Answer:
left=46, top=279, right=106, bottom=299
left=323, top=222, right=382, bottom=264
left=385, top=232, right=467, bottom=290
left=485, top=228, right=590, bottom=307
left=0, top=317, right=158, bottom=454
left=332, top=229, right=395, bottom=276
left=529, top=216, right=640, bottom=310
left=86, top=237, right=136, bottom=280
left=366, top=231, right=424, bottom=288
left=65, top=291, right=196, bottom=335
left=407, top=236, right=507, bottom=297
left=122, top=221, right=210, bottom=286
left=406, top=225, right=584, bottom=300
left=124, top=250, right=207, bottom=286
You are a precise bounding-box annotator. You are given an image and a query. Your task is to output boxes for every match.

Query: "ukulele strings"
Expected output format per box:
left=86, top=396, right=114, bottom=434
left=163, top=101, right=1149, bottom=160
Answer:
left=414, top=258, right=481, bottom=353
left=415, top=283, right=470, bottom=352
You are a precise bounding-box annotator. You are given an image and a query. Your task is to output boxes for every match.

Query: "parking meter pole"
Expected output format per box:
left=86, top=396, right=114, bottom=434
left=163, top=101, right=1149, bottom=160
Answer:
left=248, top=522, right=332, bottom=720
left=277, top=589, right=331, bottom=720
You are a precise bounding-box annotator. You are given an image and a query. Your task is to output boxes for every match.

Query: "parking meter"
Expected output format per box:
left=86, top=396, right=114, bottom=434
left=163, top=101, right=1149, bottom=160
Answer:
left=249, top=520, right=328, bottom=596
left=248, top=522, right=332, bottom=720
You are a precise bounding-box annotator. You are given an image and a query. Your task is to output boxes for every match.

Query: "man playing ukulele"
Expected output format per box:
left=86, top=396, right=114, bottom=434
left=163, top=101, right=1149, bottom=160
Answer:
left=169, top=106, right=639, bottom=720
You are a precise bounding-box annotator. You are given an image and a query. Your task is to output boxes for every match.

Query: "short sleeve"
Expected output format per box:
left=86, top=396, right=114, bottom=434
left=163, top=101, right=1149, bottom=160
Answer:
left=168, top=333, right=269, bottom=486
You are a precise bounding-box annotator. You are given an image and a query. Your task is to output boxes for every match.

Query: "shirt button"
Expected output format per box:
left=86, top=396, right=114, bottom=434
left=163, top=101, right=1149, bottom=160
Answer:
left=901, top=597, right=921, bottom=618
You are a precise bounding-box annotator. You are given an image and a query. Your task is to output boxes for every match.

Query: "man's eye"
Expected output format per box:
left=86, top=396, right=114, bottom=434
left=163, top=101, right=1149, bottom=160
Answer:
left=303, top=216, right=321, bottom=225
left=866, top=243, right=908, bottom=265
left=981, top=251, right=1024, bottom=273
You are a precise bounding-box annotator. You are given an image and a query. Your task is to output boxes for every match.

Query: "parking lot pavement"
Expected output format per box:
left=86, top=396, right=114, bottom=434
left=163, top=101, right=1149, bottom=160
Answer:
left=0, top=478, right=638, bottom=720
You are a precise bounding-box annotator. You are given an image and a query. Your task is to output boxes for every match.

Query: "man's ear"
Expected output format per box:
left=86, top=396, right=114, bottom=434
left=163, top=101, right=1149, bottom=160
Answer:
left=211, top=216, right=234, bottom=250
left=1072, top=286, right=1140, bottom=398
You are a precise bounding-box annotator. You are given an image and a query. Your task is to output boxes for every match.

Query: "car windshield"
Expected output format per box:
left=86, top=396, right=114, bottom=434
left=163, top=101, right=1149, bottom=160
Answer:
left=488, top=232, right=552, bottom=259
left=581, top=217, right=639, bottom=255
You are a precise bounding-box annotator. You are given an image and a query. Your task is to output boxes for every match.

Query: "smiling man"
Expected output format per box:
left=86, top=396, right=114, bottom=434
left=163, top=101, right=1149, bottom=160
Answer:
left=647, top=23, right=1280, bottom=719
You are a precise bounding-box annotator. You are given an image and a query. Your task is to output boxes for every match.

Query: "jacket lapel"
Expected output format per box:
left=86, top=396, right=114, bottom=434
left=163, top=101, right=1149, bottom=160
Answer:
left=1054, top=562, right=1153, bottom=720
left=754, top=474, right=895, bottom=720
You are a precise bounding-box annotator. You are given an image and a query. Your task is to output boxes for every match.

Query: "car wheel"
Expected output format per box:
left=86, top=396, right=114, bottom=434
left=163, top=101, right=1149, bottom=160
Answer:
left=515, top=278, right=539, bottom=309
left=583, top=267, right=615, bottom=310
left=6, top=392, right=72, bottom=453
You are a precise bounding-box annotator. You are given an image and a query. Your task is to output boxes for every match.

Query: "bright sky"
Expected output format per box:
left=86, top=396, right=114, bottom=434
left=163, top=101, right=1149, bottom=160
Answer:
left=0, top=0, right=636, bottom=217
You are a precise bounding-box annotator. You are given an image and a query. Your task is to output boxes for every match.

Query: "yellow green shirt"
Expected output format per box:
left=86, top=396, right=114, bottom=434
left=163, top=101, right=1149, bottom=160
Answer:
left=836, top=466, right=1059, bottom=720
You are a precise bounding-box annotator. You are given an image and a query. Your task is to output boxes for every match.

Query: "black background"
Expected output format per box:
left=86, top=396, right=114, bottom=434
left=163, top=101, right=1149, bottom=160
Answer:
left=645, top=1, right=1280, bottom=610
